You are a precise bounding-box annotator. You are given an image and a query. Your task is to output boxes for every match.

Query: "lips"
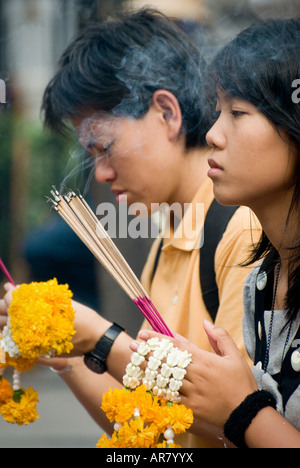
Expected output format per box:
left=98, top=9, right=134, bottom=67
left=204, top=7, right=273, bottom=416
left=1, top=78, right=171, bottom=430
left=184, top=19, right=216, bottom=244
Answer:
left=208, top=158, right=223, bottom=170
left=207, top=158, right=224, bottom=179
left=111, top=188, right=128, bottom=203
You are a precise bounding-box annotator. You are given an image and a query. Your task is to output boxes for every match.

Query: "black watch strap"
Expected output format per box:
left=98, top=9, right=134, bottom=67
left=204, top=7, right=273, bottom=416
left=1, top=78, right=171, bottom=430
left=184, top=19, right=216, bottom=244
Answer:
left=84, top=323, right=124, bottom=374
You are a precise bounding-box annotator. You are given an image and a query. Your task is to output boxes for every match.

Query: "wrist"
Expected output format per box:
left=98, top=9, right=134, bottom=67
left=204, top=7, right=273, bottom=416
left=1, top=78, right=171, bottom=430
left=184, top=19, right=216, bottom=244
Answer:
left=84, top=323, right=125, bottom=374
left=72, top=301, right=111, bottom=355
left=224, top=390, right=277, bottom=448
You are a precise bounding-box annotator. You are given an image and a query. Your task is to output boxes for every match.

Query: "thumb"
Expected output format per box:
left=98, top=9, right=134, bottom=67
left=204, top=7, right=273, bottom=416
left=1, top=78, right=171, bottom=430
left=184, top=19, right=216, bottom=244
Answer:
left=203, top=320, right=240, bottom=358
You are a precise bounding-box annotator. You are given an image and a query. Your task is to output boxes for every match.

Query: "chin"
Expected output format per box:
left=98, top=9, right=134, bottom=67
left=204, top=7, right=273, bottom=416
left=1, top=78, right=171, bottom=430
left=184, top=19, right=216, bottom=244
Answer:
left=213, top=187, right=239, bottom=207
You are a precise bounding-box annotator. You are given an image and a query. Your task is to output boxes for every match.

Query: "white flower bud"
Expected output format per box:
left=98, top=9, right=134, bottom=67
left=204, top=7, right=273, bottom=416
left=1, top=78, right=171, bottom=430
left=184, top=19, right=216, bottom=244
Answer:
left=147, top=337, right=160, bottom=348
left=156, top=374, right=169, bottom=388
left=131, top=352, right=145, bottom=366
left=142, top=378, right=155, bottom=391
left=160, top=363, right=172, bottom=378
left=172, top=367, right=186, bottom=380
left=125, top=363, right=144, bottom=379
left=145, top=368, right=157, bottom=381
left=169, top=378, right=183, bottom=392
left=148, top=356, right=161, bottom=371
left=137, top=342, right=151, bottom=356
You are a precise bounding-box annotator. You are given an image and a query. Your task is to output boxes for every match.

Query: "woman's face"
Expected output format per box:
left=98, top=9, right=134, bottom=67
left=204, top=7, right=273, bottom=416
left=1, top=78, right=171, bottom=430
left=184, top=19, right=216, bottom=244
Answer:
left=72, top=106, right=186, bottom=213
left=206, top=91, right=298, bottom=211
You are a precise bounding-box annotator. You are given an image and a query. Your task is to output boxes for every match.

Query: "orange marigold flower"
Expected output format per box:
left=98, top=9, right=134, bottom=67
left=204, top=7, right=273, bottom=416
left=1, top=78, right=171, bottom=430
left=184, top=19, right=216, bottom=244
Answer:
left=0, top=378, right=13, bottom=405
left=117, top=417, right=158, bottom=448
left=96, top=432, right=121, bottom=448
left=101, top=387, right=135, bottom=423
left=8, top=279, right=75, bottom=360
left=0, top=387, right=39, bottom=426
left=155, top=403, right=194, bottom=434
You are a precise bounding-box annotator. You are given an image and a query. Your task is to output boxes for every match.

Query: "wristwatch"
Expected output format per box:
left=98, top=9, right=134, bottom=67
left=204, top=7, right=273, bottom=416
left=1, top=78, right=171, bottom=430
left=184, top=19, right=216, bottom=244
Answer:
left=84, top=323, right=125, bottom=374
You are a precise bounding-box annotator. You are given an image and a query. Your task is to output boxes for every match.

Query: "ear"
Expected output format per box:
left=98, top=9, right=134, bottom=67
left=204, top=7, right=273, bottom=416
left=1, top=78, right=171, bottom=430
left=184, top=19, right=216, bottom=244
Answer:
left=151, top=90, right=183, bottom=141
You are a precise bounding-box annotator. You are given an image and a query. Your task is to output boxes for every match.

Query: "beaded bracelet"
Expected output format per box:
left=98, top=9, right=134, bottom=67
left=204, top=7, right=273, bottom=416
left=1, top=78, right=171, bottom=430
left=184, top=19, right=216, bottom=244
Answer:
left=223, top=390, right=277, bottom=448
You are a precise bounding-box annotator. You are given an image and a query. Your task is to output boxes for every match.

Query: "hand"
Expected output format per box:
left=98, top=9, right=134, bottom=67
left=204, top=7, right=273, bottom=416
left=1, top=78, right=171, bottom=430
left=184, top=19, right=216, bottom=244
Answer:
left=131, top=321, right=258, bottom=430
left=0, top=283, right=15, bottom=329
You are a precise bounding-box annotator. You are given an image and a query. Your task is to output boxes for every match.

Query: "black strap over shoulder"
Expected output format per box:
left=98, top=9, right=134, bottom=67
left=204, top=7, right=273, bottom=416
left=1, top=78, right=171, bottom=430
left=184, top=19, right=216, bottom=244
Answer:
left=152, top=199, right=238, bottom=323
left=200, top=200, right=238, bottom=321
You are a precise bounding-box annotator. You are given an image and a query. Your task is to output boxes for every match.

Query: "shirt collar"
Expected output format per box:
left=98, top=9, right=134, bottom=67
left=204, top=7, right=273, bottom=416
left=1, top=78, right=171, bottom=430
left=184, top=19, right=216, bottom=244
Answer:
left=162, top=177, right=214, bottom=252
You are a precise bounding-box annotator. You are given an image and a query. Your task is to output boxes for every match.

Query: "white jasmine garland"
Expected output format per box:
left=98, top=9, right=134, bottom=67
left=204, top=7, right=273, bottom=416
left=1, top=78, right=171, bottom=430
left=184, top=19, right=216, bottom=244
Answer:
left=160, top=363, right=173, bottom=378
left=122, top=338, right=192, bottom=403
left=169, top=377, right=183, bottom=392
left=172, top=366, right=186, bottom=381
left=130, top=352, right=145, bottom=367
left=142, top=378, right=155, bottom=391
left=0, top=320, right=21, bottom=359
left=144, top=368, right=158, bottom=381
left=125, top=363, right=144, bottom=379
left=136, top=341, right=151, bottom=356
left=156, top=374, right=169, bottom=388
left=148, top=356, right=161, bottom=371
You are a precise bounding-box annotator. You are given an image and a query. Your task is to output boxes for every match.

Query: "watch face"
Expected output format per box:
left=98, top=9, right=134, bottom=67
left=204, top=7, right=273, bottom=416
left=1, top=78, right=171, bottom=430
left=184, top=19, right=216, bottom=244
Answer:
left=84, top=354, right=106, bottom=374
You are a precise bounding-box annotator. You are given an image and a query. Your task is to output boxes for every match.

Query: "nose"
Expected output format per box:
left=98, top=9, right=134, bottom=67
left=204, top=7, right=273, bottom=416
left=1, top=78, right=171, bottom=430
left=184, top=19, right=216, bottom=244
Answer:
left=206, top=118, right=226, bottom=150
left=94, top=158, right=116, bottom=184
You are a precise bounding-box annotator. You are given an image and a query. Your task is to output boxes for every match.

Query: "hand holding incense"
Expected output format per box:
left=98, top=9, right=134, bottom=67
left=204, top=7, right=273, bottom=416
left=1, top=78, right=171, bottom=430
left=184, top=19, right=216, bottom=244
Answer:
left=49, top=188, right=173, bottom=337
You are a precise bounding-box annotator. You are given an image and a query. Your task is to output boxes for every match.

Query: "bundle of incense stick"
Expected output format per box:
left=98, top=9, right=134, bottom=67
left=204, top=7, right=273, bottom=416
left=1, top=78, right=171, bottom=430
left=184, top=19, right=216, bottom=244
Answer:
left=49, top=188, right=173, bottom=337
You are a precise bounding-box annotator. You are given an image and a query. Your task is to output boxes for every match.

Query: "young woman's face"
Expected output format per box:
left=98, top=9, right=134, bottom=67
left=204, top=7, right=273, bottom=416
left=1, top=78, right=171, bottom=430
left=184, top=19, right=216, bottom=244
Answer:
left=206, top=91, right=298, bottom=210
left=73, top=107, right=186, bottom=213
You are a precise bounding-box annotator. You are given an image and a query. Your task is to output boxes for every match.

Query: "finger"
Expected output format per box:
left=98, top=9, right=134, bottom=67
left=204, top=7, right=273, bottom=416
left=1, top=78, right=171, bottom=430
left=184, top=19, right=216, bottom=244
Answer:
left=3, top=290, right=14, bottom=308
left=129, top=340, right=140, bottom=352
left=137, top=329, right=165, bottom=342
left=203, top=320, right=240, bottom=358
left=3, top=282, right=17, bottom=293
left=0, top=299, right=7, bottom=314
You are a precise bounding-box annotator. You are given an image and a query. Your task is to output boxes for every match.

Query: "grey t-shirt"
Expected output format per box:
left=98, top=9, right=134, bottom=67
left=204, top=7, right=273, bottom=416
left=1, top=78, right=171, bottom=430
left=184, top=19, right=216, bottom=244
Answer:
left=243, top=266, right=300, bottom=431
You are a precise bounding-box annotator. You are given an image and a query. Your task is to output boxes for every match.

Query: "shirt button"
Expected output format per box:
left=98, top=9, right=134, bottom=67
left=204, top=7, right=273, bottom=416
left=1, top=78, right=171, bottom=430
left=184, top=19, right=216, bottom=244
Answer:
left=258, top=321, right=263, bottom=340
left=172, top=295, right=179, bottom=305
left=256, top=271, right=267, bottom=291
left=291, top=351, right=300, bottom=372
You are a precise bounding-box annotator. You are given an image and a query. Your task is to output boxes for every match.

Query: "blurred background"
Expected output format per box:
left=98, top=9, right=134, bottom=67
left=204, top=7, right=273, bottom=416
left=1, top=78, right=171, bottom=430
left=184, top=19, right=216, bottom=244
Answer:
left=0, top=0, right=299, bottom=448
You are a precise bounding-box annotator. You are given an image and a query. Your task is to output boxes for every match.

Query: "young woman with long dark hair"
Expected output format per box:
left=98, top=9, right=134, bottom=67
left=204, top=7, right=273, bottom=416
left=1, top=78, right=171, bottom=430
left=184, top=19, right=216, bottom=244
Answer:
left=135, top=18, right=300, bottom=448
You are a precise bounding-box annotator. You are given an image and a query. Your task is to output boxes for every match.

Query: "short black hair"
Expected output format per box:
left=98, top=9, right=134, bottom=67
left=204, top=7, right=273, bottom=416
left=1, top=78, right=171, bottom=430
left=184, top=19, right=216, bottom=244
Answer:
left=42, top=8, right=214, bottom=149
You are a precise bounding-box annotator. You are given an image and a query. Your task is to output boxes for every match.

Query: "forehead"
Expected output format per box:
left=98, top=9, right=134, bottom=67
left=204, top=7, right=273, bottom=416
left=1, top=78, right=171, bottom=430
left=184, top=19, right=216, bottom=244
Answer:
left=72, top=114, right=120, bottom=147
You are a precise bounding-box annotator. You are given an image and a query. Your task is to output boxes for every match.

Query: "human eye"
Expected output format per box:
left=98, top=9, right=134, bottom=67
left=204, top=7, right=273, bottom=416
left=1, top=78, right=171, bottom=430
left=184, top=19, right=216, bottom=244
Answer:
left=230, top=110, right=246, bottom=118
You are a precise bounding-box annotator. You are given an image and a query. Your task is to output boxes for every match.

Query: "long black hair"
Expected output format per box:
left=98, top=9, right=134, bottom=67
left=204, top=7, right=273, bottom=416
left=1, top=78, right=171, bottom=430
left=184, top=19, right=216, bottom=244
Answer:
left=212, top=18, right=300, bottom=318
left=42, top=8, right=214, bottom=149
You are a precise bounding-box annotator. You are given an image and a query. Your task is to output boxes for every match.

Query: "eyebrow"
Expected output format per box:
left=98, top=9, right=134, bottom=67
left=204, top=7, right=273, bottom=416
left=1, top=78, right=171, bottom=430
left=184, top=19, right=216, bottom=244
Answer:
left=86, top=139, right=96, bottom=150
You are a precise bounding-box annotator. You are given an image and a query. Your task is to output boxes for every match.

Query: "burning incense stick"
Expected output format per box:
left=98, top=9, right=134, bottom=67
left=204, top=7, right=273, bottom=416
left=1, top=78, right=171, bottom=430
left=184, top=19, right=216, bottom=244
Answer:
left=49, top=188, right=173, bottom=337
left=0, top=258, right=16, bottom=287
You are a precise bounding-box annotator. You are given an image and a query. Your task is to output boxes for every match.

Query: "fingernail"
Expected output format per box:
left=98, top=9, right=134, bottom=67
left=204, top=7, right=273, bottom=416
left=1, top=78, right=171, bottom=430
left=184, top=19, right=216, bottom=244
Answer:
left=130, top=340, right=139, bottom=352
left=204, top=319, right=215, bottom=329
left=138, top=330, right=150, bottom=341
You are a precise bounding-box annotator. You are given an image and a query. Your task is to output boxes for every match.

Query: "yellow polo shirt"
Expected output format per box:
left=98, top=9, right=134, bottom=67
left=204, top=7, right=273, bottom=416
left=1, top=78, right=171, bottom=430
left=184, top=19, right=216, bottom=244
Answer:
left=140, top=177, right=261, bottom=448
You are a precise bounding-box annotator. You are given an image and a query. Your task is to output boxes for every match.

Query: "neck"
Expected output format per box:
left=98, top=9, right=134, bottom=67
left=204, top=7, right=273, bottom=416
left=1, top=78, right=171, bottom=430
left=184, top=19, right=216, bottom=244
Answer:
left=173, top=146, right=211, bottom=208
left=251, top=188, right=296, bottom=270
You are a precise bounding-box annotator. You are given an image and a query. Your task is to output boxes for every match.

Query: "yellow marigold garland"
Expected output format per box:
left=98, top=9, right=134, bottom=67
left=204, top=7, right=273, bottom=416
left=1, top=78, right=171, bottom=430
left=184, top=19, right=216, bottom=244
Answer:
left=0, top=387, right=39, bottom=426
left=0, top=377, right=13, bottom=405
left=97, top=385, right=193, bottom=448
left=8, top=279, right=75, bottom=360
left=0, top=278, right=75, bottom=426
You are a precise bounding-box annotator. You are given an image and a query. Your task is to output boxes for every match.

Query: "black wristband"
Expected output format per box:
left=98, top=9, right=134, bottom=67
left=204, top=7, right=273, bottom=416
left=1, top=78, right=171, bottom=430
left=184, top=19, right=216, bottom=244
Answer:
left=224, top=390, right=277, bottom=448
